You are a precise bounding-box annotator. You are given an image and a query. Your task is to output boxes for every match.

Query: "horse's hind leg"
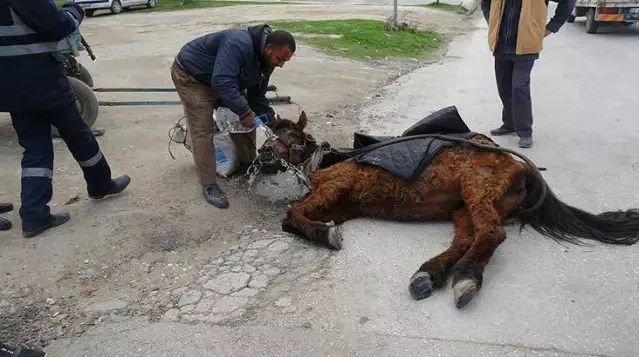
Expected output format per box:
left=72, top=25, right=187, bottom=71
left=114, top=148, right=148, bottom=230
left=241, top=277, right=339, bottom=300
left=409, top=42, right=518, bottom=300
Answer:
left=449, top=168, right=517, bottom=308
left=409, top=208, right=475, bottom=300
left=282, top=167, right=356, bottom=250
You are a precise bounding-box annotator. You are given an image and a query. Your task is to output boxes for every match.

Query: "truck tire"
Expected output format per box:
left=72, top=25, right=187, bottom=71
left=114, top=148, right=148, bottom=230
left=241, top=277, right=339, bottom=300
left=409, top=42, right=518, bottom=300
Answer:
left=567, top=14, right=575, bottom=23
left=586, top=8, right=599, bottom=34
left=52, top=77, right=99, bottom=137
left=76, top=63, right=94, bottom=88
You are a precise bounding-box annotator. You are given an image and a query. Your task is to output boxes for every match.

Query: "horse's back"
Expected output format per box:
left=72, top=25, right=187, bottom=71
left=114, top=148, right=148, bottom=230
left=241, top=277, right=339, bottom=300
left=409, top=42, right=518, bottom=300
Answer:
left=309, top=145, right=526, bottom=221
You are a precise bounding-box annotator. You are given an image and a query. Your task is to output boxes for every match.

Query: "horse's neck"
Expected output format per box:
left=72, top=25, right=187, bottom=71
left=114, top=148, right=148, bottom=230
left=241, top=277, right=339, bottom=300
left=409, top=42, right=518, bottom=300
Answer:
left=300, top=142, right=330, bottom=177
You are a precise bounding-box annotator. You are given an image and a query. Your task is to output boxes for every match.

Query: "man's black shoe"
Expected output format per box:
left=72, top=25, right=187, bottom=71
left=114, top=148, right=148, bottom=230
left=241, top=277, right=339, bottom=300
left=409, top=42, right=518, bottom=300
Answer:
left=0, top=342, right=46, bottom=357
left=203, top=184, right=229, bottom=209
left=0, top=216, right=11, bottom=231
left=0, top=203, right=13, bottom=214
left=23, top=212, right=70, bottom=238
left=489, top=126, right=516, bottom=136
left=89, top=175, right=131, bottom=200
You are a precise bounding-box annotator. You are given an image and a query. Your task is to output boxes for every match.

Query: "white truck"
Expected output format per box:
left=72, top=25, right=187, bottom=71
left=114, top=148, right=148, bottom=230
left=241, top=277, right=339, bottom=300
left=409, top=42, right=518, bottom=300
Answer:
left=69, top=0, right=157, bottom=17
left=567, top=0, right=639, bottom=33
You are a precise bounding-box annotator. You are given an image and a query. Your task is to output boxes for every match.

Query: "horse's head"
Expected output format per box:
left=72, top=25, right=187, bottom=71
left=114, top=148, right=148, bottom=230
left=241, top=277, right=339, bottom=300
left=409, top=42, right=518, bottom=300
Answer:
left=256, top=111, right=318, bottom=174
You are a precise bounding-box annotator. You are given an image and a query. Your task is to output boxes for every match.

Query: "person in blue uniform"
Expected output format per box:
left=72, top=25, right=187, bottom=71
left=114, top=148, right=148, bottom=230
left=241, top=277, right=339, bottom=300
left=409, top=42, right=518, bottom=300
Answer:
left=0, top=0, right=131, bottom=238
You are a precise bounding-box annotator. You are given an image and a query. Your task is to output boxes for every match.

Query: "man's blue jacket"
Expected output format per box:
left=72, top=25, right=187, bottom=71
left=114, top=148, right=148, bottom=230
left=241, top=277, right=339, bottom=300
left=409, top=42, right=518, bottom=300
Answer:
left=0, top=0, right=84, bottom=112
left=175, top=24, right=276, bottom=122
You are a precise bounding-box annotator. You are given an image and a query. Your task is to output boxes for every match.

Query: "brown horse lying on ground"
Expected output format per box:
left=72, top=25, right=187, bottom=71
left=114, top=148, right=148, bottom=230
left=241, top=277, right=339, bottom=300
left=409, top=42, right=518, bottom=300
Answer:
left=254, top=108, right=639, bottom=308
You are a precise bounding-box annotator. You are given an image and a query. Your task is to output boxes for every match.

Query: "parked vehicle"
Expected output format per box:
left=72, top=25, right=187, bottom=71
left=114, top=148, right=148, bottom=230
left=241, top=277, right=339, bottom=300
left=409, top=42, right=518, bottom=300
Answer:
left=70, top=0, right=157, bottom=17
left=567, top=0, right=639, bottom=33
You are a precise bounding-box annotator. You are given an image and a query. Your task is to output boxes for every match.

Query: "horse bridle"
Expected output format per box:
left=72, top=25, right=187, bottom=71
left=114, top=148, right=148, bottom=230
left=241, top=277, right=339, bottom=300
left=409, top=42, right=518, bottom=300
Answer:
left=268, top=131, right=316, bottom=164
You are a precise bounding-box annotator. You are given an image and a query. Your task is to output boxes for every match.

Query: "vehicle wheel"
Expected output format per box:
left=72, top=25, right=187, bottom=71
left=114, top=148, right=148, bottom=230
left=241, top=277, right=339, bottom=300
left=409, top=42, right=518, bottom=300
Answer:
left=52, top=77, right=99, bottom=137
left=86, top=9, right=95, bottom=17
left=110, top=0, right=122, bottom=14
left=586, top=8, right=599, bottom=33
left=76, top=63, right=94, bottom=88
left=147, top=0, right=157, bottom=8
left=567, top=14, right=575, bottom=23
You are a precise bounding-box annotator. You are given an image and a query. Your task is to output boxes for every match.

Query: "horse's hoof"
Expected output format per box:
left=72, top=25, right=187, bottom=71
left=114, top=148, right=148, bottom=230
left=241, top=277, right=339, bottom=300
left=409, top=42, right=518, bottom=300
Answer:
left=282, top=218, right=294, bottom=233
left=281, top=217, right=302, bottom=237
left=326, top=222, right=343, bottom=250
left=409, top=271, right=433, bottom=300
left=453, top=279, right=478, bottom=309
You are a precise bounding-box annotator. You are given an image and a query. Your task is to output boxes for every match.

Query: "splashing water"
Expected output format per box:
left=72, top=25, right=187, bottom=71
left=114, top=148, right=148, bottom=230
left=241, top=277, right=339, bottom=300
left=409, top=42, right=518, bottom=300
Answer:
left=245, top=115, right=311, bottom=190
left=254, top=116, right=278, bottom=141
left=246, top=152, right=310, bottom=190
left=246, top=156, right=310, bottom=189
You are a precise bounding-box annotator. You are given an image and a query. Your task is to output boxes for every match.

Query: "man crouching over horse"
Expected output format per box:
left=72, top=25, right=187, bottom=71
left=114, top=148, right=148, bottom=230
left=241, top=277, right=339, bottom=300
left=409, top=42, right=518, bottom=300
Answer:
left=171, top=24, right=296, bottom=208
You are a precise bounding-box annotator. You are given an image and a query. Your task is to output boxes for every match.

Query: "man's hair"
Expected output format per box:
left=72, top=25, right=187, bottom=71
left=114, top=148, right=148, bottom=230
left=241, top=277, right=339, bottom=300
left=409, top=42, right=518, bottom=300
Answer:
left=266, top=30, right=296, bottom=52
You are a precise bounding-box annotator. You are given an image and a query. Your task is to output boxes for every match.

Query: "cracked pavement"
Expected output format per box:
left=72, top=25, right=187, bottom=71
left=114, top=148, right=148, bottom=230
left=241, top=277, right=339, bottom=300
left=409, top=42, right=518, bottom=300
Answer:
left=161, top=229, right=330, bottom=325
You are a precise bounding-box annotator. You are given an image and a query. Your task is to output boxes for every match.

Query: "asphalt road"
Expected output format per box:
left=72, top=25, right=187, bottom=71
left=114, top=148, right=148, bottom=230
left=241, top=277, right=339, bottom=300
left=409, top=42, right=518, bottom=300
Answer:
left=47, top=12, right=639, bottom=357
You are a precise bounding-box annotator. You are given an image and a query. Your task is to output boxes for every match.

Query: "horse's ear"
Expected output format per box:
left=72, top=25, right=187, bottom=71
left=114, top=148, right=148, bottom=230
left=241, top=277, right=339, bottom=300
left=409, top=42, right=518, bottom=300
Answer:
left=297, top=111, right=308, bottom=131
left=276, top=114, right=282, bottom=122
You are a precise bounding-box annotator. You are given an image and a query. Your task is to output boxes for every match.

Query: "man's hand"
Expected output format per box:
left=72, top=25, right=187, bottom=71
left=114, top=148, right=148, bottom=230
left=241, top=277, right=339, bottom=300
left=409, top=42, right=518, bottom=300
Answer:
left=240, top=112, right=255, bottom=128
left=545, top=28, right=552, bottom=37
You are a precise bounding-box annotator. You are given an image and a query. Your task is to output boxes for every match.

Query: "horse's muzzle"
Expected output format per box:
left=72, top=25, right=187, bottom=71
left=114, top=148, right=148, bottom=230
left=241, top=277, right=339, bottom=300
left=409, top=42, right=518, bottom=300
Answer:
left=257, top=145, right=286, bottom=174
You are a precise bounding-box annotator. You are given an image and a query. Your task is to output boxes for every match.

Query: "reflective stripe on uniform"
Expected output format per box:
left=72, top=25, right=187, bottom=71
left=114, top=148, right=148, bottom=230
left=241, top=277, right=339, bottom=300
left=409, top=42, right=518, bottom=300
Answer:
left=0, top=8, right=68, bottom=57
left=22, top=168, right=53, bottom=179
left=78, top=151, right=104, bottom=168
left=65, top=12, right=80, bottom=28
left=0, top=41, right=60, bottom=56
left=0, top=9, right=36, bottom=36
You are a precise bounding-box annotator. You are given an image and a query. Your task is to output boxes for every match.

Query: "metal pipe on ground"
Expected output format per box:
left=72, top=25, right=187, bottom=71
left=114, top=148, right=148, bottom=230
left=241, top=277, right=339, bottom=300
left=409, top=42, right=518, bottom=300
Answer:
left=93, top=85, right=291, bottom=106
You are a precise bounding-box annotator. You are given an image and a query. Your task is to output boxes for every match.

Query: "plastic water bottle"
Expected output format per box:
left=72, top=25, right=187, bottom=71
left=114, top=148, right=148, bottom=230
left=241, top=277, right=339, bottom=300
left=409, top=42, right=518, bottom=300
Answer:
left=253, top=114, right=278, bottom=140
left=253, top=114, right=268, bottom=127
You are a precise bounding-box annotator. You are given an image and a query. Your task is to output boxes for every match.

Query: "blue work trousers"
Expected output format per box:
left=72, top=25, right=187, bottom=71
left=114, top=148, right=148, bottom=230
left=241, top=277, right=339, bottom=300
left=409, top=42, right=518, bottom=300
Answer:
left=10, top=100, right=112, bottom=230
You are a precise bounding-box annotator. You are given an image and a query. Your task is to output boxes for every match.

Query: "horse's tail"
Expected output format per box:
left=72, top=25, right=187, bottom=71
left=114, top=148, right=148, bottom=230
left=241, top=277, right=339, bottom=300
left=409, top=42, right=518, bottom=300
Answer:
left=512, top=169, right=639, bottom=246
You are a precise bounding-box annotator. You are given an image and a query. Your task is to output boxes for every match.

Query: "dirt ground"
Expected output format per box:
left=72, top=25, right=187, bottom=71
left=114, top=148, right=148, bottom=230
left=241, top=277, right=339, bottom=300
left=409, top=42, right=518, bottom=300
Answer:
left=0, top=4, right=473, bottom=349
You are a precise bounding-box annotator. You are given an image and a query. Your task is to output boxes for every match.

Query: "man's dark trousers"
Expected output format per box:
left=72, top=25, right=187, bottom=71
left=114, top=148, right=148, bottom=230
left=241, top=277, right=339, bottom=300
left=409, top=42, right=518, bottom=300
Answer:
left=10, top=100, right=113, bottom=231
left=494, top=58, right=535, bottom=138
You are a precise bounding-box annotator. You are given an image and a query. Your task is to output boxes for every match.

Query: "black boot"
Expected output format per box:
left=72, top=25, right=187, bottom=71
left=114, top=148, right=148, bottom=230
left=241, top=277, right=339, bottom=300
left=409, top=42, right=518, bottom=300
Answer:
left=0, top=202, right=13, bottom=214
left=0, top=203, right=13, bottom=231
left=23, top=212, right=71, bottom=238
left=0, top=216, right=11, bottom=231
left=89, top=175, right=131, bottom=200
left=0, top=342, right=46, bottom=357
left=203, top=184, right=229, bottom=209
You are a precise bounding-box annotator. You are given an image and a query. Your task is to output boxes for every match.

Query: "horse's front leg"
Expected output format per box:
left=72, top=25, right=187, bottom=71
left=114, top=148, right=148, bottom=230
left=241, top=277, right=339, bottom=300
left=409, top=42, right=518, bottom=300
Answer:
left=282, top=168, right=356, bottom=250
left=409, top=208, right=475, bottom=300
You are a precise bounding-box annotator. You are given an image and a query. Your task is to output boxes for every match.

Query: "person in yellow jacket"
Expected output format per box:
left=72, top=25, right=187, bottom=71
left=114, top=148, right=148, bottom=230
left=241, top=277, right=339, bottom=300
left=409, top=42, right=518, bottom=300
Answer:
left=481, top=0, right=576, bottom=148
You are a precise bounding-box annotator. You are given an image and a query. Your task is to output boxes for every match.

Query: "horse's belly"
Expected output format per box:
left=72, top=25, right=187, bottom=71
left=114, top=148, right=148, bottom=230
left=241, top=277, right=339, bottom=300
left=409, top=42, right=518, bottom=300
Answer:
left=359, top=194, right=461, bottom=221
left=355, top=180, right=462, bottom=221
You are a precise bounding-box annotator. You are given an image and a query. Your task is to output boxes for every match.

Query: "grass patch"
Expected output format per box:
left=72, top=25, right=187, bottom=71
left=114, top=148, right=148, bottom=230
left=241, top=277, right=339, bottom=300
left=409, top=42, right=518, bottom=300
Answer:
left=421, top=2, right=467, bottom=13
left=269, top=19, right=443, bottom=60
